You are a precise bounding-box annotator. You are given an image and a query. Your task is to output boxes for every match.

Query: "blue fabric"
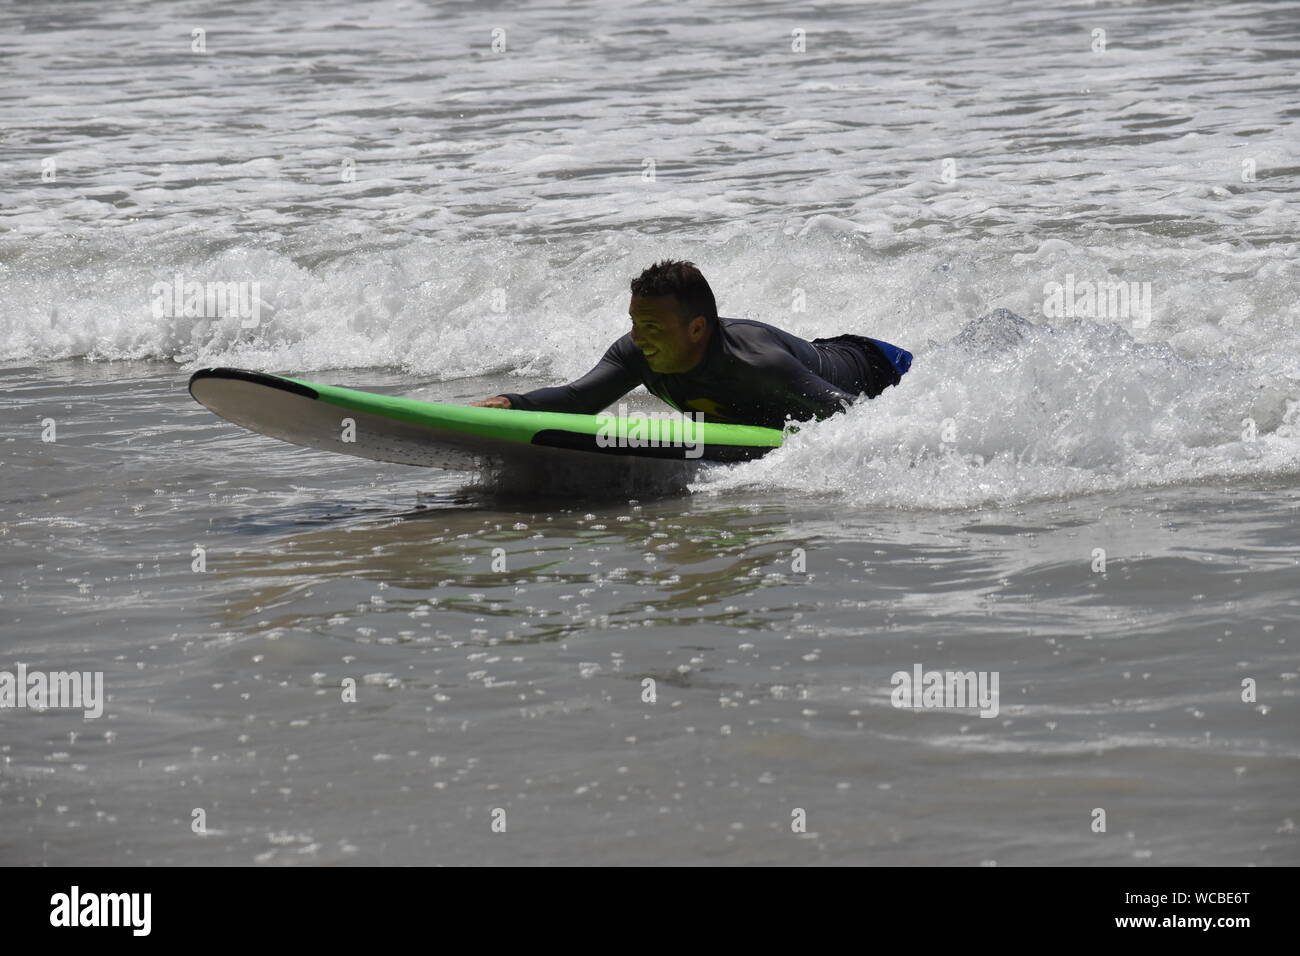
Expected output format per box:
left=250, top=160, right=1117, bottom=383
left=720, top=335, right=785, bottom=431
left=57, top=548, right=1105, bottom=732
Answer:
left=863, top=337, right=913, bottom=377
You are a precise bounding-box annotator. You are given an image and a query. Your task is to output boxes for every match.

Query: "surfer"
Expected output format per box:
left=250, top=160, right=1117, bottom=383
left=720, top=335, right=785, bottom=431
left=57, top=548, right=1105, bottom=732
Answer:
left=470, top=260, right=911, bottom=430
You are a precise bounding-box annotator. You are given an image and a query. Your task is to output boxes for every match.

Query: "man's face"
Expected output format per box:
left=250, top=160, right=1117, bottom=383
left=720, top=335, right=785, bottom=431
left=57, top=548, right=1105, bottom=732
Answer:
left=629, top=295, right=708, bottom=373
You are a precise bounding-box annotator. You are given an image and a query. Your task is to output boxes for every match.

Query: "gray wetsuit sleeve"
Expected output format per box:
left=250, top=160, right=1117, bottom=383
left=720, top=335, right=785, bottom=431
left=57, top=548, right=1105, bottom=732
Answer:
left=501, top=337, right=641, bottom=414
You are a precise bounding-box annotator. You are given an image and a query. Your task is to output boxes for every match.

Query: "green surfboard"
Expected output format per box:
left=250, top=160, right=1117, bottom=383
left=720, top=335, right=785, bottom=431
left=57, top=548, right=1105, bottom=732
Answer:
left=187, top=368, right=785, bottom=471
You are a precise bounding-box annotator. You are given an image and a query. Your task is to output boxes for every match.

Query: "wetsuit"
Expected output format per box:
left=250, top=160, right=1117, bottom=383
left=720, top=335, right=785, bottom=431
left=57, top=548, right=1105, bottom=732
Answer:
left=501, top=317, right=912, bottom=429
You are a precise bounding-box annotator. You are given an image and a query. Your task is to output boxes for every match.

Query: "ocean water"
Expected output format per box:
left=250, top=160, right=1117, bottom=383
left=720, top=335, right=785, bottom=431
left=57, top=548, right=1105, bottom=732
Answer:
left=1, top=0, right=1297, bottom=866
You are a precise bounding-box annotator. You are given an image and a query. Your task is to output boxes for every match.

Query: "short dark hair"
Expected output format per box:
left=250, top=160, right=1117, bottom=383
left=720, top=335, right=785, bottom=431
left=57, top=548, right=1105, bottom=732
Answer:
left=630, top=260, right=717, bottom=326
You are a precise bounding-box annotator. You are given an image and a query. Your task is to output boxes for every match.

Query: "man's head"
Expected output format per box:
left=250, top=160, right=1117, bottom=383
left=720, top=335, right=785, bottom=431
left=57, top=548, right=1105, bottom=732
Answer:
left=627, top=260, right=717, bottom=373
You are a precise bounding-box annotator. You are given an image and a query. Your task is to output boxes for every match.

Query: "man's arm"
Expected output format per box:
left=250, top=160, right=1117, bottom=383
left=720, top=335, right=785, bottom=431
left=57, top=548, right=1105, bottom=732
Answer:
left=761, top=350, right=862, bottom=422
left=474, top=336, right=642, bottom=414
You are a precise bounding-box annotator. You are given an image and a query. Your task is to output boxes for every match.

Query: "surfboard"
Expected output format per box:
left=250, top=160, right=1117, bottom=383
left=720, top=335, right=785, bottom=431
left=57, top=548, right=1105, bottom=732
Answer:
left=187, top=367, right=785, bottom=471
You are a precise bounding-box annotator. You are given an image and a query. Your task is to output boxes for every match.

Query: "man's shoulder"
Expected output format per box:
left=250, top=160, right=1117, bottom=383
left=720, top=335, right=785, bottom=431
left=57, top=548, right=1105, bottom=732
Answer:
left=718, top=316, right=809, bottom=342
left=719, top=316, right=782, bottom=334
left=717, top=317, right=811, bottom=363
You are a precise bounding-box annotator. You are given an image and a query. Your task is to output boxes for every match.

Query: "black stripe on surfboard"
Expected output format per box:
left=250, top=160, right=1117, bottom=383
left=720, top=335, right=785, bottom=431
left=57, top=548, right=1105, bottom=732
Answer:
left=188, top=367, right=320, bottom=401
left=530, top=428, right=773, bottom=463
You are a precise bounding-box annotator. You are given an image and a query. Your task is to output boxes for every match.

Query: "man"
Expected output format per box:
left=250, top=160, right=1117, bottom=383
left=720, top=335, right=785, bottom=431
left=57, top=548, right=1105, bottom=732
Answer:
left=471, top=260, right=911, bottom=430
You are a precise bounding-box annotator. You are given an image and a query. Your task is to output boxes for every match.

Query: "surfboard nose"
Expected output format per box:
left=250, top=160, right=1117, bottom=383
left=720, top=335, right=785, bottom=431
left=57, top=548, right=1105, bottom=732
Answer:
left=188, top=367, right=319, bottom=402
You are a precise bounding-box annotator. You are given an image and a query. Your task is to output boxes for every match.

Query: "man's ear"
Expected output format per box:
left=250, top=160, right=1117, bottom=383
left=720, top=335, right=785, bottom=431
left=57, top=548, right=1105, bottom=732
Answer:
left=688, top=315, right=708, bottom=339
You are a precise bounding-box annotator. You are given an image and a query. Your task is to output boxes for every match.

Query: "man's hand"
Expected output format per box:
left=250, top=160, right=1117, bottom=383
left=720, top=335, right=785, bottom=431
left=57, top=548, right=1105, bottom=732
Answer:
left=469, top=396, right=512, bottom=409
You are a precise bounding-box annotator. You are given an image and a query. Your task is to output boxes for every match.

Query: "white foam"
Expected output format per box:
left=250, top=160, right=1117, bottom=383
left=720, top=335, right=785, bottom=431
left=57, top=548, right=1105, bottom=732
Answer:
left=697, top=301, right=1300, bottom=508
